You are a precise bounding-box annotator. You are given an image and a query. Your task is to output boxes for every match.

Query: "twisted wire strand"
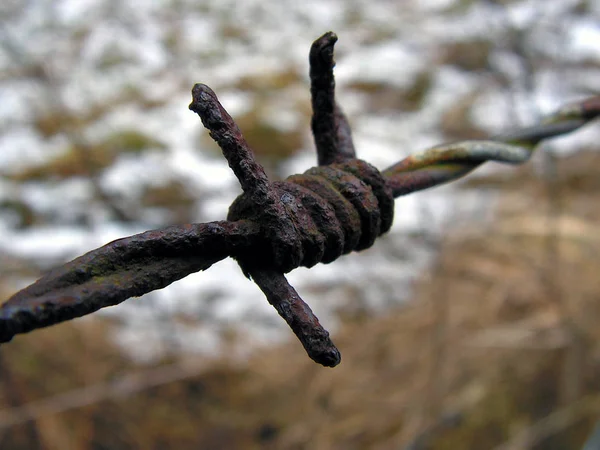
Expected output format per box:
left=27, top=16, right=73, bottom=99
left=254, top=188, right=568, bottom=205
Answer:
left=0, top=221, right=261, bottom=343
left=383, top=96, right=600, bottom=197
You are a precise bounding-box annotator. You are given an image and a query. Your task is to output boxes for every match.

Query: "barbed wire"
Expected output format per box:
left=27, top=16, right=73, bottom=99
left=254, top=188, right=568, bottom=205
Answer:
left=0, top=32, right=598, bottom=367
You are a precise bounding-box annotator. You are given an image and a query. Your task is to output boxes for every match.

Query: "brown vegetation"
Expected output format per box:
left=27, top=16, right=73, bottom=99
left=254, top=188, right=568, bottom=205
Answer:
left=1, top=149, right=598, bottom=449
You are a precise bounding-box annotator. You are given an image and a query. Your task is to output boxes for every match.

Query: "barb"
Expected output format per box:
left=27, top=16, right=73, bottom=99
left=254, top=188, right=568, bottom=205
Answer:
left=1, top=32, right=598, bottom=367
left=310, top=31, right=356, bottom=165
left=249, top=269, right=341, bottom=367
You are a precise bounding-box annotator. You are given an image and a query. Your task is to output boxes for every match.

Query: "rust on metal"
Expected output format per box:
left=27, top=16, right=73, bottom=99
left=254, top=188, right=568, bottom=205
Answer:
left=0, top=32, right=598, bottom=366
left=310, top=31, right=356, bottom=165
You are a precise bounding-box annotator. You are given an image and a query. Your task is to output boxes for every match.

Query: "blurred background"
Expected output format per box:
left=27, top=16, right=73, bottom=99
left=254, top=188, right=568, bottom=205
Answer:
left=0, top=0, right=599, bottom=448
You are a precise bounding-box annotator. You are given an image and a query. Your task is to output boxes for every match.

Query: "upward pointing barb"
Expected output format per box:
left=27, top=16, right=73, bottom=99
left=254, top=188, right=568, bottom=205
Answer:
left=189, top=83, right=272, bottom=201
left=310, top=31, right=357, bottom=165
left=190, top=82, right=304, bottom=274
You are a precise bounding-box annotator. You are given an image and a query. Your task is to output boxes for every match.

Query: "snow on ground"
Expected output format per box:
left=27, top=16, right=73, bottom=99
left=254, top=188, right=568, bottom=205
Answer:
left=0, top=0, right=598, bottom=361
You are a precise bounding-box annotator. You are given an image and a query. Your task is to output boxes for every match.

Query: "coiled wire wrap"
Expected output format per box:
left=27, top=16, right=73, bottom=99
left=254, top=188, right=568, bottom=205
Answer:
left=228, top=159, right=394, bottom=270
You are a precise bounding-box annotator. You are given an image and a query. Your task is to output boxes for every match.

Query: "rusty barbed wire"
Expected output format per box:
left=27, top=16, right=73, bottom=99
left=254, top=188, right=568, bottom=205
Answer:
left=0, top=32, right=598, bottom=367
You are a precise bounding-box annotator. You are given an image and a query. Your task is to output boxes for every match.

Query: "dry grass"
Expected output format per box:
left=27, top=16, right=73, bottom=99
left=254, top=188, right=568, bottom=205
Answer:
left=1, top=150, right=599, bottom=449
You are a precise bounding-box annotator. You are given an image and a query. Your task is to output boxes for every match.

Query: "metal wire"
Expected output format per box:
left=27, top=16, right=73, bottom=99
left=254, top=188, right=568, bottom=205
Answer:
left=0, top=32, right=598, bottom=367
left=383, top=99, right=600, bottom=196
